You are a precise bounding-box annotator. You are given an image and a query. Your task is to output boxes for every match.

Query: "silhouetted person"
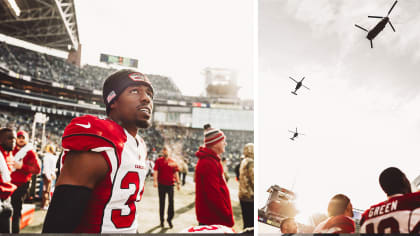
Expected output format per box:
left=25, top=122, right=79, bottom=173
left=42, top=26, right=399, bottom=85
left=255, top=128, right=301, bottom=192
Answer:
left=360, top=167, right=419, bottom=233
left=280, top=217, right=298, bottom=234
left=313, top=194, right=355, bottom=233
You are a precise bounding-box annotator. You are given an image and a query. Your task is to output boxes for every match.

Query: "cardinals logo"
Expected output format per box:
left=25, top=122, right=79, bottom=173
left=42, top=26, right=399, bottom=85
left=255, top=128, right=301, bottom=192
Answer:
left=128, top=72, right=150, bottom=84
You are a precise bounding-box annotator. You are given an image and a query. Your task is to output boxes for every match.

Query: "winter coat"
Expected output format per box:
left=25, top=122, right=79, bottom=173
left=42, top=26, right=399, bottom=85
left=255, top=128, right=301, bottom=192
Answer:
left=194, top=146, right=234, bottom=227
left=11, top=144, right=41, bottom=186
left=239, top=143, right=254, bottom=202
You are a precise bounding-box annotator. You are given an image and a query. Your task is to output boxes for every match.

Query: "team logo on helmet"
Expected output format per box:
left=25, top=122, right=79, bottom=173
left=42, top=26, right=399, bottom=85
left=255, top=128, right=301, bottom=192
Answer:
left=128, top=72, right=150, bottom=84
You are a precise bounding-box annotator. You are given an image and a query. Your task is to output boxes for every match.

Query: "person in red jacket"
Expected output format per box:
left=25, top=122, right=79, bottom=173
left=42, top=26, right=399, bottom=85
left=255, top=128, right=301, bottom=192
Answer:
left=153, top=147, right=180, bottom=228
left=194, top=126, right=234, bottom=227
left=0, top=128, right=17, bottom=233
left=10, top=130, right=41, bottom=233
left=313, top=194, right=355, bottom=233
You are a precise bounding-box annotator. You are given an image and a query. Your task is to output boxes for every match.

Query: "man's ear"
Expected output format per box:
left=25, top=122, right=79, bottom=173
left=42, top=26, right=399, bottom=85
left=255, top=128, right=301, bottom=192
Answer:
left=110, top=101, right=117, bottom=110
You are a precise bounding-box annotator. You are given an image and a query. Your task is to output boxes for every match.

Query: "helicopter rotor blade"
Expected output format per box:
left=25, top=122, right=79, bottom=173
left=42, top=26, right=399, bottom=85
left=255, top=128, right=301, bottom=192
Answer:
left=368, top=16, right=384, bottom=19
left=300, top=77, right=305, bottom=82
left=288, top=130, right=295, bottom=133
left=388, top=1, right=398, bottom=16
left=289, top=76, right=299, bottom=83
left=354, top=24, right=368, bottom=32
left=388, top=20, right=396, bottom=32
left=302, top=85, right=310, bottom=90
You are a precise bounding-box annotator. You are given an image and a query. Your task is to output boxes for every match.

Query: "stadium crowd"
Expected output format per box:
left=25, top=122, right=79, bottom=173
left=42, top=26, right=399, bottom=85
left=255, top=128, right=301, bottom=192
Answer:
left=0, top=41, right=184, bottom=100
left=0, top=107, right=252, bottom=172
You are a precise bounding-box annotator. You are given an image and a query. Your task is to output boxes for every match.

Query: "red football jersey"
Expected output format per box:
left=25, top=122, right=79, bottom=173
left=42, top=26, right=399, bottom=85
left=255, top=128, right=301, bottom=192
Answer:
left=313, top=215, right=355, bottom=233
left=60, top=115, right=148, bottom=233
left=360, top=191, right=420, bottom=234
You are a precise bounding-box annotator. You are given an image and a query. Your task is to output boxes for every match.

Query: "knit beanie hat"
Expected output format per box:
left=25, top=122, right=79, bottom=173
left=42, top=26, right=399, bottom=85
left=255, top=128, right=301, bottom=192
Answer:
left=103, top=69, right=154, bottom=114
left=204, top=128, right=225, bottom=147
left=16, top=130, right=29, bottom=140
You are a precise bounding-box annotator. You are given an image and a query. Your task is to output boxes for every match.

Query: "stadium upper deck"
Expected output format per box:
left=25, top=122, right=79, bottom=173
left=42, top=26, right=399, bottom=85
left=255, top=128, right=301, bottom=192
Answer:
left=0, top=0, right=79, bottom=51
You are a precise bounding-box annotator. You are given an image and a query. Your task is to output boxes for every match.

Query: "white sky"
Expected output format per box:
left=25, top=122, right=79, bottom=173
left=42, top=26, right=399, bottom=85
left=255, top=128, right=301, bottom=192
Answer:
left=73, top=0, right=254, bottom=99
left=259, top=0, right=420, bottom=224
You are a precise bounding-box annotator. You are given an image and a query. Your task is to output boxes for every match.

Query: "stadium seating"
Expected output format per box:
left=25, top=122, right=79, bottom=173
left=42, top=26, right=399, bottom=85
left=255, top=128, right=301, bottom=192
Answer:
left=0, top=41, right=183, bottom=100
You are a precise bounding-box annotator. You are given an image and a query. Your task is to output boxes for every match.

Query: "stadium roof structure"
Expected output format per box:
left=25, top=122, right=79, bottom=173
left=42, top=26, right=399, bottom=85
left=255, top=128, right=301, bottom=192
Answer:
left=0, top=0, right=79, bottom=51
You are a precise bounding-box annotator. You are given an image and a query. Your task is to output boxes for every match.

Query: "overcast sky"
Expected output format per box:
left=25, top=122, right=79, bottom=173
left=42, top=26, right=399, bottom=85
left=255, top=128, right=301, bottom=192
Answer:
left=73, top=0, right=254, bottom=99
left=259, top=0, right=420, bottom=224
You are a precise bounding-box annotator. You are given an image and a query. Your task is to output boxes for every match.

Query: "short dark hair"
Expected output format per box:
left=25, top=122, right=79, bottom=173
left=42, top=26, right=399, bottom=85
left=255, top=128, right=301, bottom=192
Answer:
left=280, top=218, right=295, bottom=231
left=203, top=124, right=211, bottom=130
left=379, top=167, right=412, bottom=196
left=327, top=194, right=350, bottom=217
left=0, top=127, right=14, bottom=145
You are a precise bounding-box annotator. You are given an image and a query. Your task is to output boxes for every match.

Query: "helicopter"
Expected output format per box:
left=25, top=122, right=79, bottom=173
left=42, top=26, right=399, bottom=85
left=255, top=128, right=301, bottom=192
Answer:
left=289, top=76, right=309, bottom=95
left=354, top=1, right=398, bottom=49
left=288, top=127, right=304, bottom=141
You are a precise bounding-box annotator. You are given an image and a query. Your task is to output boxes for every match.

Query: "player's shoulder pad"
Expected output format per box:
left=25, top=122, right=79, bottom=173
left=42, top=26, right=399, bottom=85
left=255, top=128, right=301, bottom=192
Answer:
left=360, top=207, right=370, bottom=224
left=62, top=115, right=127, bottom=152
left=407, top=191, right=420, bottom=199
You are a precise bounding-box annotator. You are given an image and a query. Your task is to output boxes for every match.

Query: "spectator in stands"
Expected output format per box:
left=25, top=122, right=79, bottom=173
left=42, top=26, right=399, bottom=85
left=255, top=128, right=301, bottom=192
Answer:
left=41, top=145, right=58, bottom=210
left=195, top=127, right=234, bottom=227
left=0, top=128, right=17, bottom=233
left=10, top=130, right=40, bottom=233
left=238, top=143, right=254, bottom=229
left=153, top=147, right=180, bottom=228
left=280, top=218, right=298, bottom=234
left=313, top=194, right=355, bottom=233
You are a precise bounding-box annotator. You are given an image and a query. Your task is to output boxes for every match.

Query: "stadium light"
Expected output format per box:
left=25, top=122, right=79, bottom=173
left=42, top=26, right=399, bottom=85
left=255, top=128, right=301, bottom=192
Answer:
left=6, top=0, right=21, bottom=17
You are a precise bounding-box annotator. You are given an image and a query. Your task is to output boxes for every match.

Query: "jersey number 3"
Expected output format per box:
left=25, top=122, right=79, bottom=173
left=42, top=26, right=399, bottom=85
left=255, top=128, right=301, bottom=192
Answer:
left=111, top=172, right=140, bottom=228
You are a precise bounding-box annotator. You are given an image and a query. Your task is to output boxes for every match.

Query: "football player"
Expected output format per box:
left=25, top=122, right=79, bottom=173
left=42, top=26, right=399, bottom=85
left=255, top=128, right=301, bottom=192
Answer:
left=313, top=194, right=355, bottom=233
left=360, top=167, right=420, bottom=233
left=42, top=69, right=153, bottom=233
